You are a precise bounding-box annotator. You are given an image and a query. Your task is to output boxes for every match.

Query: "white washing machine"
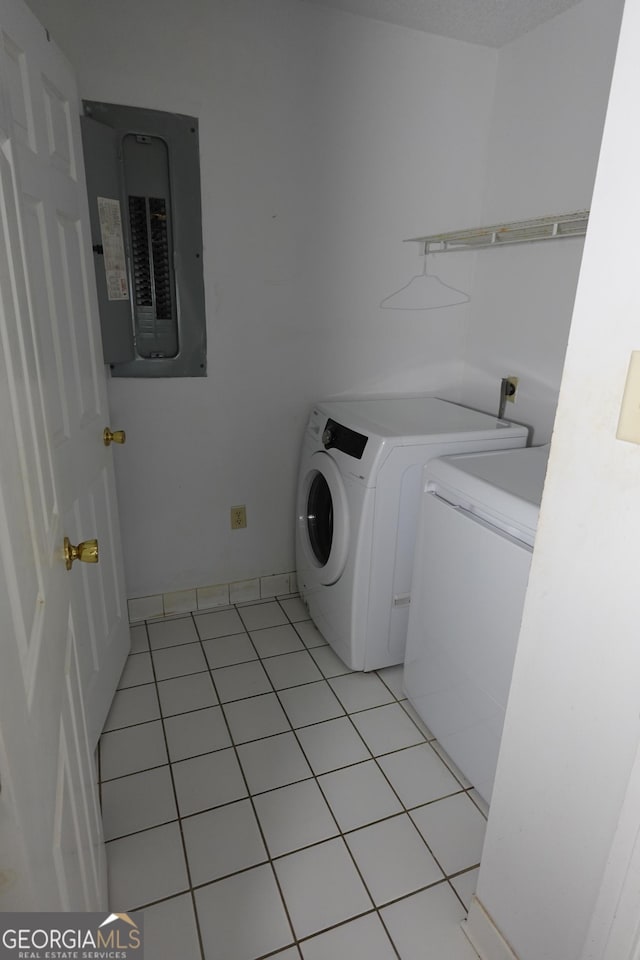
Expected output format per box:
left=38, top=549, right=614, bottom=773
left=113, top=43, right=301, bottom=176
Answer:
left=403, top=443, right=550, bottom=803
left=295, top=397, right=528, bottom=671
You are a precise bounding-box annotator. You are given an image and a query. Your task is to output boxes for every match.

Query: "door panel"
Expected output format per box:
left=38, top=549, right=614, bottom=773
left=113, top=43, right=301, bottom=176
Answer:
left=56, top=616, right=107, bottom=910
left=0, top=148, right=52, bottom=683
left=0, top=0, right=129, bottom=909
left=7, top=0, right=129, bottom=745
left=22, top=192, right=68, bottom=442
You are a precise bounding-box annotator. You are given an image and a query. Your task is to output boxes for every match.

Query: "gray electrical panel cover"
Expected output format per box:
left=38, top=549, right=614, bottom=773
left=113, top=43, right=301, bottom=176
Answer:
left=81, top=101, right=206, bottom=377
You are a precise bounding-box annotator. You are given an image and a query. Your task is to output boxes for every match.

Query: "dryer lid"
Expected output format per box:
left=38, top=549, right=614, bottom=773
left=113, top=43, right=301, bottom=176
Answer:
left=425, top=444, right=550, bottom=543
left=315, top=396, right=524, bottom=443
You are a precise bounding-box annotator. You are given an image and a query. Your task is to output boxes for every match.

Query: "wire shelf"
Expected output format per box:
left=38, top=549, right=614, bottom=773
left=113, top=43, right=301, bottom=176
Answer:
left=407, top=210, right=589, bottom=253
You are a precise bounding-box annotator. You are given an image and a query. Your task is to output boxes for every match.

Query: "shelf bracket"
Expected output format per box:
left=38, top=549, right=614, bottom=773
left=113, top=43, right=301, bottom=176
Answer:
left=408, top=210, right=589, bottom=254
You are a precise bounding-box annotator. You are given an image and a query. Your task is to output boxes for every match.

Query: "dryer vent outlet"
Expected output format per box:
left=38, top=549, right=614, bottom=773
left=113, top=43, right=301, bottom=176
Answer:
left=230, top=505, right=247, bottom=530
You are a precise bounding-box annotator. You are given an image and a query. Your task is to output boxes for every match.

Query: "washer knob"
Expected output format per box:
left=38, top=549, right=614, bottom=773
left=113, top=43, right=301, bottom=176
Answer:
left=322, top=427, right=333, bottom=447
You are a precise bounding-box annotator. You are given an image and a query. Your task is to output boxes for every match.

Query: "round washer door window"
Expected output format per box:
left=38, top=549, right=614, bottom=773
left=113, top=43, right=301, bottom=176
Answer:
left=302, top=451, right=349, bottom=585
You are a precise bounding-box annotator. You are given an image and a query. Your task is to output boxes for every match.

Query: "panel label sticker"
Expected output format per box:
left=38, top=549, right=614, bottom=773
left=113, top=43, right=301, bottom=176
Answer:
left=97, top=197, right=129, bottom=301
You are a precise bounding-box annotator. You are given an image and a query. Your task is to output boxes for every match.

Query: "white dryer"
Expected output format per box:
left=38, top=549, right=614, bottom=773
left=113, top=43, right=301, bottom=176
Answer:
left=403, top=443, right=550, bottom=803
left=295, top=397, right=528, bottom=671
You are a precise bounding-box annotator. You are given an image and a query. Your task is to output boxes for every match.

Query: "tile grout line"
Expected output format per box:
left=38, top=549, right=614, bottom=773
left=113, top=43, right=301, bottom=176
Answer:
left=256, top=597, right=402, bottom=960
left=120, top=611, right=484, bottom=821
left=288, top=613, right=484, bottom=937
left=351, top=659, right=487, bottom=914
left=116, top=606, right=480, bottom=836
left=146, top=610, right=208, bottom=960
left=191, top=609, right=302, bottom=958
left=107, top=851, right=457, bottom=936
left=98, top=784, right=478, bottom=849
left=197, top=602, right=389, bottom=955
left=267, top=599, right=486, bottom=894
left=292, top=631, right=473, bottom=947
left=318, top=678, right=468, bottom=885
left=107, top=598, right=483, bottom=954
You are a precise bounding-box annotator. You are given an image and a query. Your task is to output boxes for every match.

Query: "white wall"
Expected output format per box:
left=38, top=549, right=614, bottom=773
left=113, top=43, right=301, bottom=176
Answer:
left=28, top=0, right=497, bottom=597
left=25, top=0, right=624, bottom=600
left=458, top=0, right=625, bottom=443
left=470, top=0, right=640, bottom=956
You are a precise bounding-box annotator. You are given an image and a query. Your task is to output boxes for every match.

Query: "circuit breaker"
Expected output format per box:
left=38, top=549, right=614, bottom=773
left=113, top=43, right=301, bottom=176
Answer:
left=81, top=101, right=206, bottom=377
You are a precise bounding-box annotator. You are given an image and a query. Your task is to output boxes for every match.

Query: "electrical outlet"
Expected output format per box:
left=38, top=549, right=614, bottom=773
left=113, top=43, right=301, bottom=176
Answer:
left=504, top=376, right=519, bottom=403
left=230, top=505, right=247, bottom=530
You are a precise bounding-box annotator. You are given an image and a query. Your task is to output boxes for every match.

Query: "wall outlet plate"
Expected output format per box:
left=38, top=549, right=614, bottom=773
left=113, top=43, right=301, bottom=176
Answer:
left=616, top=351, right=640, bottom=444
left=504, top=376, right=519, bottom=403
left=230, top=505, right=247, bottom=529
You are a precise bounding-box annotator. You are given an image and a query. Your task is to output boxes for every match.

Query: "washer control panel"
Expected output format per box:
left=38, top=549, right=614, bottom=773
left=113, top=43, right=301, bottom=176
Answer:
left=322, top=418, right=368, bottom=459
left=306, top=408, right=368, bottom=459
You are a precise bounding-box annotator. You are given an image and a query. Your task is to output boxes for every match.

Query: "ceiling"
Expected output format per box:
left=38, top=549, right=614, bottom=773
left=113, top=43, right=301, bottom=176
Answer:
left=304, top=0, right=582, bottom=47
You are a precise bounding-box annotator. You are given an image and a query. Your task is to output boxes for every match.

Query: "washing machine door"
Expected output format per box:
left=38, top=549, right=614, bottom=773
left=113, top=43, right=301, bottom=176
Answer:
left=299, top=451, right=350, bottom=585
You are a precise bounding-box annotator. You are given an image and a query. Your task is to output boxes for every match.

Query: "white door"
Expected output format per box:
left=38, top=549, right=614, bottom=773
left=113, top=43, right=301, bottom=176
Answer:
left=0, top=0, right=130, bottom=910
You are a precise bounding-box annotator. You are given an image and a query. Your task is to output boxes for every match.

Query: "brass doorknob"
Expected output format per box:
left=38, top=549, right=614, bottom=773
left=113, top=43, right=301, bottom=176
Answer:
left=64, top=537, right=99, bottom=570
left=103, top=427, right=126, bottom=446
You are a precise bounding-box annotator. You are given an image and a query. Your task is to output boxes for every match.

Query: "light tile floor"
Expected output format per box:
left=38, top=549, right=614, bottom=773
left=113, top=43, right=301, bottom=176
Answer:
left=100, top=596, right=487, bottom=960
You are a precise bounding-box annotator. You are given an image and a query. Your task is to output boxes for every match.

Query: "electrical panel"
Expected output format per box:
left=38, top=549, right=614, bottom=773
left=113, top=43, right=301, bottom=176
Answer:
left=81, top=101, right=206, bottom=377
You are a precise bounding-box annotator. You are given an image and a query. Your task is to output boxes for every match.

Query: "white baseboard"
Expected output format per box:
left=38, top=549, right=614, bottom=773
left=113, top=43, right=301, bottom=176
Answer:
left=127, top=570, right=298, bottom=622
left=463, top=896, right=520, bottom=960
